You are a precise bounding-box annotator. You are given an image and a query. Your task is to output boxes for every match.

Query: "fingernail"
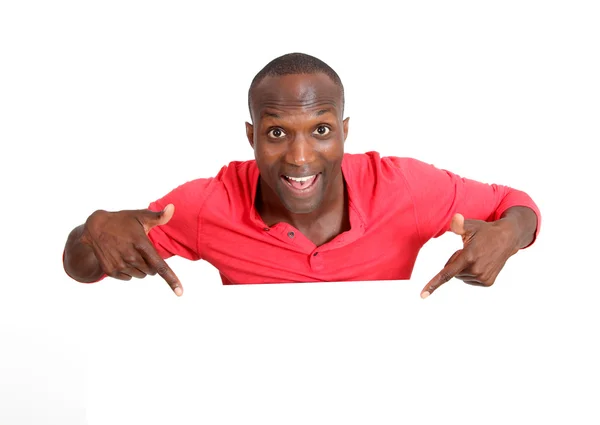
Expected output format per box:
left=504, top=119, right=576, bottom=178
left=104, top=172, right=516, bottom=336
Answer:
left=421, top=291, right=430, bottom=299
left=175, top=287, right=183, bottom=296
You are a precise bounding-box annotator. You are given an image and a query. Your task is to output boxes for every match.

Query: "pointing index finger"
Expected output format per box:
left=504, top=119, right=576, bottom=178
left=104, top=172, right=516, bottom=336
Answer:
left=138, top=241, right=183, bottom=296
left=421, top=252, right=469, bottom=299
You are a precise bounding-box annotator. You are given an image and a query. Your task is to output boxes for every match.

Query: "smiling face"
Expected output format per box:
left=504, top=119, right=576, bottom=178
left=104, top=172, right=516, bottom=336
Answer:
left=246, top=73, right=349, bottom=215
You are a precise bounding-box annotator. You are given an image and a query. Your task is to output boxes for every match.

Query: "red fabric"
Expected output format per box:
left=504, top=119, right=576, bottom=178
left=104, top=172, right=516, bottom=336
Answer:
left=142, top=151, right=541, bottom=285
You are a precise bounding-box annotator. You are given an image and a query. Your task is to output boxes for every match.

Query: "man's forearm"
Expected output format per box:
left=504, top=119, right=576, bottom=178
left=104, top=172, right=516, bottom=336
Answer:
left=63, top=224, right=104, bottom=283
left=499, top=206, right=538, bottom=249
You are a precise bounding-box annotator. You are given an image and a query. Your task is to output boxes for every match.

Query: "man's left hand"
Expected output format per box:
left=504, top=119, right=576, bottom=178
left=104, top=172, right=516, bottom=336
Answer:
left=420, top=213, right=521, bottom=299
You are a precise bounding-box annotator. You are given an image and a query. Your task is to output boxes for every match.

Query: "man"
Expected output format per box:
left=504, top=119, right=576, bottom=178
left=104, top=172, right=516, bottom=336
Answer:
left=62, top=53, right=541, bottom=299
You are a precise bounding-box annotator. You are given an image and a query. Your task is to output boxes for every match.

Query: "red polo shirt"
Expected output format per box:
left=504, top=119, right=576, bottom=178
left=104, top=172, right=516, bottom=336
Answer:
left=143, top=151, right=541, bottom=284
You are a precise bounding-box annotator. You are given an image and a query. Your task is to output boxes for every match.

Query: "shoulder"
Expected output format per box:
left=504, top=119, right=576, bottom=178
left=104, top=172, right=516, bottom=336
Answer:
left=342, top=151, right=432, bottom=182
left=150, top=158, right=258, bottom=214
left=214, top=158, right=258, bottom=188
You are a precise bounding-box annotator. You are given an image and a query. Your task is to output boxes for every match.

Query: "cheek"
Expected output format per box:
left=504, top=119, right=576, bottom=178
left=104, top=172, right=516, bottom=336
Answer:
left=321, top=138, right=345, bottom=162
left=254, top=140, right=273, bottom=158
left=254, top=143, right=281, bottom=173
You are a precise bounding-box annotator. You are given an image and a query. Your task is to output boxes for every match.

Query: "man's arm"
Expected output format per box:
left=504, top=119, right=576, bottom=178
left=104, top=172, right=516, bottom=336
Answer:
left=382, top=156, right=542, bottom=298
left=499, top=205, right=538, bottom=249
left=62, top=177, right=215, bottom=295
left=386, top=157, right=542, bottom=246
left=62, top=205, right=184, bottom=295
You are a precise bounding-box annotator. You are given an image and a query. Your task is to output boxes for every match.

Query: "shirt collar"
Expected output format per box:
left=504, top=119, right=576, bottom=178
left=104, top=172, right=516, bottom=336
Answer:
left=247, top=154, right=367, bottom=236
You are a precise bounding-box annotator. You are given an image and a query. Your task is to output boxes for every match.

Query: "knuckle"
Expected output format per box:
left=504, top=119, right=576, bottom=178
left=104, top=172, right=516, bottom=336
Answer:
left=115, top=261, right=128, bottom=271
left=470, top=263, right=484, bottom=276
left=85, top=210, right=109, bottom=231
left=439, top=272, right=453, bottom=283
left=133, top=241, right=147, bottom=252
left=464, top=254, right=476, bottom=266
left=156, top=264, right=169, bottom=276
left=123, top=254, right=138, bottom=265
left=88, top=209, right=106, bottom=222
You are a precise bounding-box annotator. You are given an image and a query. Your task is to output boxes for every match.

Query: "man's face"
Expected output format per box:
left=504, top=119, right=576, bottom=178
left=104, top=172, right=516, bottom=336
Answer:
left=246, top=73, right=349, bottom=214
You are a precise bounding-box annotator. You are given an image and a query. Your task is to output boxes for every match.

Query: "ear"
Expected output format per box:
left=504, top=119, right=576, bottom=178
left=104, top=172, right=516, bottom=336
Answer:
left=342, top=117, right=350, bottom=142
left=245, top=122, right=254, bottom=149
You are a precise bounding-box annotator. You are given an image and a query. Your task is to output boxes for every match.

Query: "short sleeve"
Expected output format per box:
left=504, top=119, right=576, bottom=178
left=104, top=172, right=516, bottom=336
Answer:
left=146, top=177, right=217, bottom=261
left=383, top=157, right=541, bottom=246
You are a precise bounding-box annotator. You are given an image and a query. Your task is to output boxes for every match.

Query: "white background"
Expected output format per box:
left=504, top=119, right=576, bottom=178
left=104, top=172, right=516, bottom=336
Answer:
left=1, top=1, right=598, bottom=424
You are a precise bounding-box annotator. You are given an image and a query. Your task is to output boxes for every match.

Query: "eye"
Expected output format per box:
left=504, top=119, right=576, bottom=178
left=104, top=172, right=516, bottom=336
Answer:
left=267, top=128, right=286, bottom=138
left=314, top=125, right=331, bottom=136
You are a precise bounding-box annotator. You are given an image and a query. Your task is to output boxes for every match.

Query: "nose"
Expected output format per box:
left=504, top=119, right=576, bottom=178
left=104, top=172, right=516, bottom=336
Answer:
left=285, top=134, right=316, bottom=166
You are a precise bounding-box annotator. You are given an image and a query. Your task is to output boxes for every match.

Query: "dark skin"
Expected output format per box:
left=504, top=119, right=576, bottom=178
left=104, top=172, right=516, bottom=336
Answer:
left=63, top=204, right=183, bottom=295
left=247, top=74, right=538, bottom=296
left=246, top=73, right=350, bottom=246
left=421, top=207, right=537, bottom=298
left=63, top=71, right=538, bottom=298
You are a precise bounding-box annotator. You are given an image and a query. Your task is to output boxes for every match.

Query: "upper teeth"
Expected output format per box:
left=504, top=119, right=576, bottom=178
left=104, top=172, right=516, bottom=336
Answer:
left=287, top=175, right=315, bottom=182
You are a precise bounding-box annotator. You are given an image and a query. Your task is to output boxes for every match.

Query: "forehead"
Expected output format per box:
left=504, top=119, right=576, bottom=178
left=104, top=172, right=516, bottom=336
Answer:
left=251, top=73, right=343, bottom=119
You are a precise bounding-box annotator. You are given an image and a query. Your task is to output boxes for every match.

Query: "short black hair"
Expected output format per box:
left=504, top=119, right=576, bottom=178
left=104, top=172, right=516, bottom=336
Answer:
left=248, top=52, right=345, bottom=119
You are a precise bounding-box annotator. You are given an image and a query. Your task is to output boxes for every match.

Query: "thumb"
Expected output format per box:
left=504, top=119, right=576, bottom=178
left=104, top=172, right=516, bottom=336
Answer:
left=450, top=213, right=466, bottom=235
left=140, top=203, right=175, bottom=233
left=450, top=213, right=484, bottom=243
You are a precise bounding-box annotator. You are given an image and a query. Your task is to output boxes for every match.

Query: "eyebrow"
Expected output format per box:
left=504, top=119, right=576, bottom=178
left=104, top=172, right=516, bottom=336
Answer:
left=315, top=108, right=333, bottom=116
left=262, top=109, right=333, bottom=119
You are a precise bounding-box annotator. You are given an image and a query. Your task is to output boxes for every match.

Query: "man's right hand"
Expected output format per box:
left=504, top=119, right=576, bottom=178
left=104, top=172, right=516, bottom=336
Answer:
left=79, top=204, right=183, bottom=296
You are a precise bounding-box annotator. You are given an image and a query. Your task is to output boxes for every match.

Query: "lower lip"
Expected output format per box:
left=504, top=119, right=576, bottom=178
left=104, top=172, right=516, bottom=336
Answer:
left=281, top=173, right=321, bottom=197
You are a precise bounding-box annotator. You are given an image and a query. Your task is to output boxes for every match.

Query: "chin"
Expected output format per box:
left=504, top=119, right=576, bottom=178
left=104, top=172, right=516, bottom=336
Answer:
left=275, top=175, right=326, bottom=215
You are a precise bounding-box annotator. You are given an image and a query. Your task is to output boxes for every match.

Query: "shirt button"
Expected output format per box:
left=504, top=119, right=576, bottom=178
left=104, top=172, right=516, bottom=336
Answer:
left=313, top=252, right=319, bottom=256
left=263, top=227, right=270, bottom=231
left=288, top=231, right=295, bottom=238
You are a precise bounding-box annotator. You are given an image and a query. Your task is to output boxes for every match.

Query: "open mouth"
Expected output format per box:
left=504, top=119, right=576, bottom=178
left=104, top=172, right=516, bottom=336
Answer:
left=281, top=173, right=321, bottom=193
